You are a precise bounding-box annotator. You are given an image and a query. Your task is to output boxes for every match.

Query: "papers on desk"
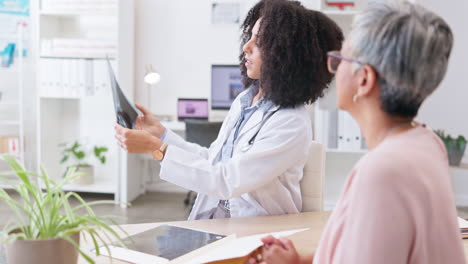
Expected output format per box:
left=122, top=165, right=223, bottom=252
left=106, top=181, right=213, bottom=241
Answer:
left=458, top=217, right=468, bottom=239
left=185, top=228, right=309, bottom=264
left=95, top=226, right=308, bottom=264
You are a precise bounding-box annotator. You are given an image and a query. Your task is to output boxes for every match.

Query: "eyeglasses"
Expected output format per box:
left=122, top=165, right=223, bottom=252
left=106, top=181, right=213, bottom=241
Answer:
left=327, top=51, right=364, bottom=74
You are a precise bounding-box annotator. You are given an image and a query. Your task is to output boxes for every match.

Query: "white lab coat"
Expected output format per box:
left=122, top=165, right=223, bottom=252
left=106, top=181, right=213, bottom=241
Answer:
left=160, top=90, right=312, bottom=220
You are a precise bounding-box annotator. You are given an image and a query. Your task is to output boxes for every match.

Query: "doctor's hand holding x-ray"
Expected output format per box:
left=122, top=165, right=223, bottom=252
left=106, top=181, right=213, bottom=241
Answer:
left=115, top=0, right=343, bottom=220
left=114, top=103, right=166, bottom=154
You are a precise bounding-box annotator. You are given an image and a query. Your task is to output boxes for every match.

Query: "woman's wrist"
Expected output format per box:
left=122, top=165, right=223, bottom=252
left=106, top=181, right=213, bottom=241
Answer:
left=299, top=254, right=314, bottom=264
left=158, top=128, right=167, bottom=141
left=148, top=135, right=163, bottom=155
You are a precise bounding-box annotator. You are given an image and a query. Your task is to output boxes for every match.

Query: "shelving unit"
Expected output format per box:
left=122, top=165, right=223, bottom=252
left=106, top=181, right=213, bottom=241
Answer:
left=0, top=13, right=30, bottom=186
left=313, top=1, right=367, bottom=154
left=39, top=11, right=116, bottom=17
left=452, top=163, right=468, bottom=171
left=40, top=56, right=116, bottom=60
left=311, top=0, right=366, bottom=211
left=34, top=0, right=140, bottom=203
left=313, top=0, right=418, bottom=156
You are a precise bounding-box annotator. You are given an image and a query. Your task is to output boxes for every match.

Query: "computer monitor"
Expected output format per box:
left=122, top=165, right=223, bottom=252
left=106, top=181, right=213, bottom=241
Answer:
left=177, top=98, right=209, bottom=120
left=211, top=65, right=244, bottom=110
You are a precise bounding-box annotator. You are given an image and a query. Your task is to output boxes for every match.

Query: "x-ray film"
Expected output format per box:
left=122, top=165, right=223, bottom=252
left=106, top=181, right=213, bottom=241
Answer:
left=107, top=59, right=139, bottom=129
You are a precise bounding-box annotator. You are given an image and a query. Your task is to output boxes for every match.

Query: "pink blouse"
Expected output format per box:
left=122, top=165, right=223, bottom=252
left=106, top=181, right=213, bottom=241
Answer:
left=313, top=126, right=466, bottom=264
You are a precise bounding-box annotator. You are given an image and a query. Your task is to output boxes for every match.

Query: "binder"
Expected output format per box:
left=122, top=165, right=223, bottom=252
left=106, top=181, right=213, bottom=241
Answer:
left=69, top=59, right=79, bottom=97
left=458, top=217, right=468, bottom=239
left=61, top=59, right=70, bottom=97
left=84, top=59, right=94, bottom=96
left=337, top=110, right=362, bottom=151
left=93, top=60, right=108, bottom=94
left=52, top=59, right=62, bottom=97
left=38, top=59, right=49, bottom=96
left=77, top=59, right=87, bottom=97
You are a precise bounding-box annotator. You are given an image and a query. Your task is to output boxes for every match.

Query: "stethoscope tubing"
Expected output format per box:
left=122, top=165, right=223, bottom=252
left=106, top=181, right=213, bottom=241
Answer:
left=241, top=109, right=280, bottom=152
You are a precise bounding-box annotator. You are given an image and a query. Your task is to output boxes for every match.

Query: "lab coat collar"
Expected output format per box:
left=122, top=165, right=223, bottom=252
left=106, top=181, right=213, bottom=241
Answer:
left=236, top=101, right=279, bottom=140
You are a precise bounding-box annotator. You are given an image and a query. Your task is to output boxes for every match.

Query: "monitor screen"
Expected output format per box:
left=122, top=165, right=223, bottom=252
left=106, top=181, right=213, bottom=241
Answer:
left=211, top=65, right=244, bottom=110
left=177, top=98, right=209, bottom=120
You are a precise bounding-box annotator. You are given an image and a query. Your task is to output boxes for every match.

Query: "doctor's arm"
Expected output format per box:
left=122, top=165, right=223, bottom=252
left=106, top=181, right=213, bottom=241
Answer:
left=159, top=113, right=311, bottom=200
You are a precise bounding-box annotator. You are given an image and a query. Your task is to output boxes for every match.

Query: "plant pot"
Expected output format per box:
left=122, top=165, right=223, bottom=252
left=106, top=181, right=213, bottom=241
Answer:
left=5, top=232, right=80, bottom=264
left=73, top=166, right=94, bottom=185
left=447, top=144, right=466, bottom=166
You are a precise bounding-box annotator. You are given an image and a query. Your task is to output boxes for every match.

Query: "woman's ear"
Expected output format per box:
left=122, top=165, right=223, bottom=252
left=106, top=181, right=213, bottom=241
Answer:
left=357, top=65, right=378, bottom=97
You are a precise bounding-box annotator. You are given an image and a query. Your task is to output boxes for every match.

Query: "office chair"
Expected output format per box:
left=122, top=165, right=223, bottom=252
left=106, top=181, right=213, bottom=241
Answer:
left=300, top=141, right=326, bottom=212
left=183, top=119, right=223, bottom=210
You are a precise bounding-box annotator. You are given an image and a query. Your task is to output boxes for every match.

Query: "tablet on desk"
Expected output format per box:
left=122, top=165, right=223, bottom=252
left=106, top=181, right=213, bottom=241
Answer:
left=94, top=225, right=225, bottom=264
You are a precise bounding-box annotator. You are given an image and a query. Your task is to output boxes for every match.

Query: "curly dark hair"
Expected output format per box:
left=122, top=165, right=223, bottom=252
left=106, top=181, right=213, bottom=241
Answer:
left=240, top=0, right=344, bottom=108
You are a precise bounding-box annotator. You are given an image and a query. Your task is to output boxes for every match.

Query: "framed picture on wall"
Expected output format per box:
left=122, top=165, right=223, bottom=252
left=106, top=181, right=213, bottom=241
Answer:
left=211, top=2, right=240, bottom=24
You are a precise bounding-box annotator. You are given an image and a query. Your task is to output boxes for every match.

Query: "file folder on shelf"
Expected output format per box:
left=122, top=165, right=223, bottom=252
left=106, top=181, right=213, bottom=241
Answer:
left=458, top=217, right=468, bottom=239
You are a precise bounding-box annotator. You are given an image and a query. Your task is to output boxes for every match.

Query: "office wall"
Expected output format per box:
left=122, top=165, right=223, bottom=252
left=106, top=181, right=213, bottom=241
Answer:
left=133, top=0, right=319, bottom=118
left=134, top=0, right=256, bottom=118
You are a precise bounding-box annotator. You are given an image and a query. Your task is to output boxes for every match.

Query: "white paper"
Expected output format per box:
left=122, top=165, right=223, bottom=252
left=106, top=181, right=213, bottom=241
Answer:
left=458, top=217, right=468, bottom=230
left=94, top=245, right=169, bottom=264
left=185, top=228, right=309, bottom=264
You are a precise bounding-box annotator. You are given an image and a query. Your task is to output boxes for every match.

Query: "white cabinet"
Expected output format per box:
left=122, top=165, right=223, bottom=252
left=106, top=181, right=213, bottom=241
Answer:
left=35, top=0, right=143, bottom=204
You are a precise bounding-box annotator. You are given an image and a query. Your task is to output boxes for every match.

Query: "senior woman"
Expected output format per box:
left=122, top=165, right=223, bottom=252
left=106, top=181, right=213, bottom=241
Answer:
left=253, top=1, right=466, bottom=264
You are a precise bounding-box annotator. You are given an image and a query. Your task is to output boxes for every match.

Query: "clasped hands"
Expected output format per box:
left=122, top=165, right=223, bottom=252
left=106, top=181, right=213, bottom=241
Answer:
left=114, top=104, right=166, bottom=155
left=245, top=236, right=302, bottom=264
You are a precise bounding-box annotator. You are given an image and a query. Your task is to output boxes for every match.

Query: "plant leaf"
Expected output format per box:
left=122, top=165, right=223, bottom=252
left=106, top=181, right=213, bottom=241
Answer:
left=60, top=155, right=69, bottom=164
left=76, top=151, right=85, bottom=159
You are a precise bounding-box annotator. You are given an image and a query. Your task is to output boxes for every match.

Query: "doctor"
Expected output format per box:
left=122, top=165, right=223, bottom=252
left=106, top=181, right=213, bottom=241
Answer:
left=115, top=0, right=343, bottom=220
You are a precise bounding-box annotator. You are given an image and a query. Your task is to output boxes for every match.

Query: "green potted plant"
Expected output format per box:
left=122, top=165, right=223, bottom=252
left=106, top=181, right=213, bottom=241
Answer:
left=0, top=156, right=126, bottom=264
left=59, top=141, right=108, bottom=185
left=435, top=130, right=467, bottom=166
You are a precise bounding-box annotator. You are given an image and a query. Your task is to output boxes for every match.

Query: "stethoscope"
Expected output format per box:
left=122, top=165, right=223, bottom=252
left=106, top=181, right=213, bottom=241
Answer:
left=240, top=109, right=280, bottom=152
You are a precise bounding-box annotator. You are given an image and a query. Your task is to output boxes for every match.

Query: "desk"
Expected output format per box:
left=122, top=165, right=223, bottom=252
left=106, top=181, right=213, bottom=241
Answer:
left=81, top=212, right=468, bottom=263
left=161, top=120, right=186, bottom=132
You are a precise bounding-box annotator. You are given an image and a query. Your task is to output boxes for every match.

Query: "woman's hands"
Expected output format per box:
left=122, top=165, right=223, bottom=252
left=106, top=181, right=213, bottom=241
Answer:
left=135, top=104, right=166, bottom=138
left=246, top=236, right=301, bottom=264
left=115, top=123, right=162, bottom=154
